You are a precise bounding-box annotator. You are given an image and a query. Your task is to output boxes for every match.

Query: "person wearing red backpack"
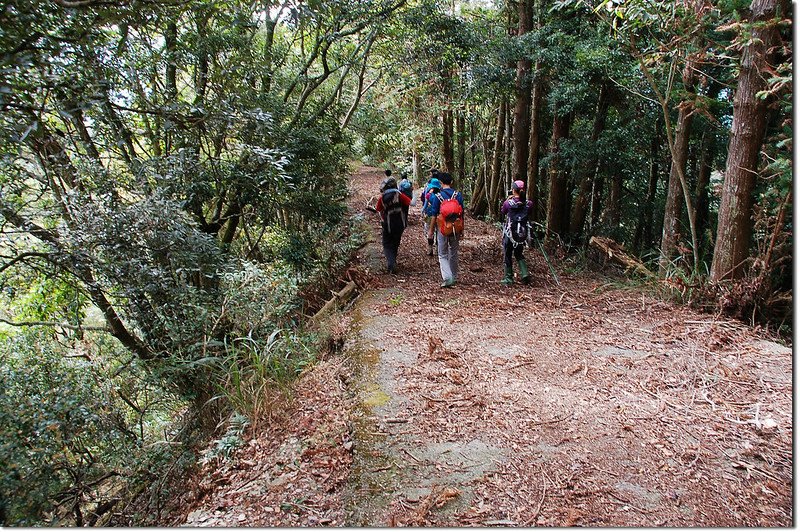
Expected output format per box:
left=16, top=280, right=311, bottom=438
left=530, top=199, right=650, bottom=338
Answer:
left=425, top=172, right=464, bottom=288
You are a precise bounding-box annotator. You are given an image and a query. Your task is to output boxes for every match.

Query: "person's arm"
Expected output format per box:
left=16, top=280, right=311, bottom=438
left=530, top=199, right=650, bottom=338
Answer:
left=501, top=199, right=510, bottom=216
left=427, top=196, right=438, bottom=240
left=427, top=215, right=437, bottom=240
left=376, top=195, right=384, bottom=212
left=400, top=193, right=411, bottom=207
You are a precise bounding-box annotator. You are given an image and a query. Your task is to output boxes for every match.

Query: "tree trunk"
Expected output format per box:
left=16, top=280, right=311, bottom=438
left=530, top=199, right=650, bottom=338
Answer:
left=695, top=129, right=715, bottom=251
left=606, top=173, right=622, bottom=230
left=443, top=109, right=455, bottom=174
left=512, top=0, right=532, bottom=186
left=527, top=67, right=543, bottom=222
left=456, top=111, right=466, bottom=184
left=693, top=81, right=722, bottom=256
left=634, top=119, right=662, bottom=253
left=412, top=147, right=422, bottom=184
left=711, top=0, right=786, bottom=281
left=570, top=82, right=610, bottom=237
left=489, top=98, right=507, bottom=217
left=502, top=103, right=513, bottom=208
left=545, top=109, right=571, bottom=239
left=658, top=64, right=696, bottom=275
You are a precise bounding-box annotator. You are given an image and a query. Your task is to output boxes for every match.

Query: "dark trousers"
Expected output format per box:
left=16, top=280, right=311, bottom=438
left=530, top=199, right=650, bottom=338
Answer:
left=382, top=226, right=404, bottom=270
left=503, top=236, right=524, bottom=268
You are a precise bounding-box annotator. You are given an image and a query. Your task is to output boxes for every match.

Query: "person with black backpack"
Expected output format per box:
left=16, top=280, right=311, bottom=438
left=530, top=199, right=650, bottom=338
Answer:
left=376, top=175, right=411, bottom=274
left=500, top=180, right=533, bottom=285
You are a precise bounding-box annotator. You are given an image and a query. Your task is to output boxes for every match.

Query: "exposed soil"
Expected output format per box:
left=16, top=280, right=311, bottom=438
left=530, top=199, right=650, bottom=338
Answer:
left=175, top=165, right=792, bottom=527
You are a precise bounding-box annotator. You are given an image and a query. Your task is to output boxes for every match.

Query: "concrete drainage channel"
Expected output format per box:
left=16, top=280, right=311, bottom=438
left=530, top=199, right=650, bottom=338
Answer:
left=341, top=288, right=506, bottom=526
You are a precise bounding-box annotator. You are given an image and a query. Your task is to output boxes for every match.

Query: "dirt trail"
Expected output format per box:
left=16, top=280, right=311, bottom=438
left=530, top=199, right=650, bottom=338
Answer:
left=179, top=166, right=792, bottom=527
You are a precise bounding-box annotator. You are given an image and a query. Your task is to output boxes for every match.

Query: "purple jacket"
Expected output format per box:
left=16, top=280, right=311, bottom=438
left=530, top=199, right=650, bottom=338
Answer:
left=501, top=197, right=533, bottom=216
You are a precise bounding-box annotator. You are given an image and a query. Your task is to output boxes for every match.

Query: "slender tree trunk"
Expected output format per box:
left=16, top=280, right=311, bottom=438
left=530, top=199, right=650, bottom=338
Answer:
left=502, top=103, right=513, bottom=207
left=456, top=111, right=466, bottom=184
left=546, top=109, right=571, bottom=239
left=489, top=98, right=507, bottom=217
left=634, top=119, right=662, bottom=253
left=412, top=147, right=422, bottom=184
left=658, top=64, right=697, bottom=275
left=711, top=0, right=786, bottom=281
left=194, top=12, right=210, bottom=105
left=469, top=116, right=478, bottom=183
left=443, top=109, right=455, bottom=174
left=695, top=129, right=714, bottom=251
left=527, top=67, right=543, bottom=222
left=164, top=22, right=178, bottom=156
left=512, top=0, right=532, bottom=186
left=606, top=173, right=622, bottom=230
left=570, top=82, right=610, bottom=237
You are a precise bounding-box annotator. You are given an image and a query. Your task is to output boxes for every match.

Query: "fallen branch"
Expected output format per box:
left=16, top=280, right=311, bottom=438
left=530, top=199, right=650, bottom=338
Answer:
left=311, top=281, right=358, bottom=323
left=589, top=236, right=653, bottom=277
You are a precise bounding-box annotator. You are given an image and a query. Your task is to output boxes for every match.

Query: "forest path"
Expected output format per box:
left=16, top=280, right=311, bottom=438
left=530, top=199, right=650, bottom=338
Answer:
left=179, top=165, right=791, bottom=527
left=338, top=166, right=792, bottom=526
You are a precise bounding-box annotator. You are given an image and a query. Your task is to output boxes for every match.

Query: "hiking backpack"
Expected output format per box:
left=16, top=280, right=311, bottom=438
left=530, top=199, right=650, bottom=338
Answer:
left=436, top=192, right=464, bottom=236
left=382, top=188, right=407, bottom=233
left=399, top=178, right=413, bottom=198
left=505, top=200, right=529, bottom=246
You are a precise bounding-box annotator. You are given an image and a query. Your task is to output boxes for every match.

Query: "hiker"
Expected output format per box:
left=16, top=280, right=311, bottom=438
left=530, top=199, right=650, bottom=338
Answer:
left=399, top=177, right=413, bottom=201
left=376, top=175, right=411, bottom=274
left=398, top=176, right=414, bottom=220
left=500, top=180, right=533, bottom=285
left=426, top=172, right=464, bottom=288
left=419, top=168, right=442, bottom=257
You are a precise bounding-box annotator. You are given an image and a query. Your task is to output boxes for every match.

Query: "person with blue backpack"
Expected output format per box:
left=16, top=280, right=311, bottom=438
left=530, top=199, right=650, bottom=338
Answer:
left=500, top=180, right=533, bottom=285
left=421, top=175, right=441, bottom=256
left=375, top=175, right=411, bottom=274
left=426, top=172, right=464, bottom=288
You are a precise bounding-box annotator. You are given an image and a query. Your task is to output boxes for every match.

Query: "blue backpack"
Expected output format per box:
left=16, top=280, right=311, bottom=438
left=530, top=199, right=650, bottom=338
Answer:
left=399, top=178, right=413, bottom=197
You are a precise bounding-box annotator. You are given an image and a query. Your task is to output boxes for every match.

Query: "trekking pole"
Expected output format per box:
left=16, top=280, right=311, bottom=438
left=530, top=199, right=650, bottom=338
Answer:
left=530, top=223, right=560, bottom=286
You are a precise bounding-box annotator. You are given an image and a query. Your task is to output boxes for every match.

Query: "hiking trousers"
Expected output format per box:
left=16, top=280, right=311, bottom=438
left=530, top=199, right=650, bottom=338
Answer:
left=436, top=232, right=460, bottom=281
left=382, top=226, right=404, bottom=272
left=503, top=236, right=525, bottom=268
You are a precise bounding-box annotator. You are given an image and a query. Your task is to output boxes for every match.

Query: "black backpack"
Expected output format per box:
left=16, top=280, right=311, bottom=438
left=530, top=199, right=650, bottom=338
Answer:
left=506, top=200, right=529, bottom=246
left=382, top=188, right=406, bottom=233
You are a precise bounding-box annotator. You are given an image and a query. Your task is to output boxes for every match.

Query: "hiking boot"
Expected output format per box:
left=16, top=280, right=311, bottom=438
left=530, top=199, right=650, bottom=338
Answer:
left=500, top=266, right=514, bottom=286
left=427, top=245, right=434, bottom=256
left=440, top=278, right=456, bottom=288
left=518, top=259, right=531, bottom=285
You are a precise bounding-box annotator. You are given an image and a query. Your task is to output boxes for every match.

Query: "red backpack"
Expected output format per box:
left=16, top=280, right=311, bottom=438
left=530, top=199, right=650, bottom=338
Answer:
left=436, top=192, right=464, bottom=236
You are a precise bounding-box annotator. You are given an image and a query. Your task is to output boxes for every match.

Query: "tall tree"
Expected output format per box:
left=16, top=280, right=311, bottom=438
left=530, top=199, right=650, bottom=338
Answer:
left=710, top=0, right=789, bottom=281
left=511, top=0, right=533, bottom=185
left=658, top=60, right=697, bottom=275
left=545, top=109, right=572, bottom=238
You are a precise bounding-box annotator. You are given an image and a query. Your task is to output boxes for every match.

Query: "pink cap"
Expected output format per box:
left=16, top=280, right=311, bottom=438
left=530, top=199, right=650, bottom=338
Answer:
left=512, top=180, right=525, bottom=191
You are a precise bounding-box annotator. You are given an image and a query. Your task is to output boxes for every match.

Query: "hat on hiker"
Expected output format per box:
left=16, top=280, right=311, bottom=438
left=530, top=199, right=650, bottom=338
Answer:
left=512, top=180, right=525, bottom=192
left=428, top=178, right=441, bottom=190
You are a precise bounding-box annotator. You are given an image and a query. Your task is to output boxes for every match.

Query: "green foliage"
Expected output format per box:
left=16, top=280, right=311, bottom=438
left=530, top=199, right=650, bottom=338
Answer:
left=0, top=329, right=186, bottom=526
left=201, top=413, right=250, bottom=464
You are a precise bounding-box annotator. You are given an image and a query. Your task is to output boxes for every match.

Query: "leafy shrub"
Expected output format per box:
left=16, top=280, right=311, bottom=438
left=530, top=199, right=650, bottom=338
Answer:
left=0, top=329, right=186, bottom=526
